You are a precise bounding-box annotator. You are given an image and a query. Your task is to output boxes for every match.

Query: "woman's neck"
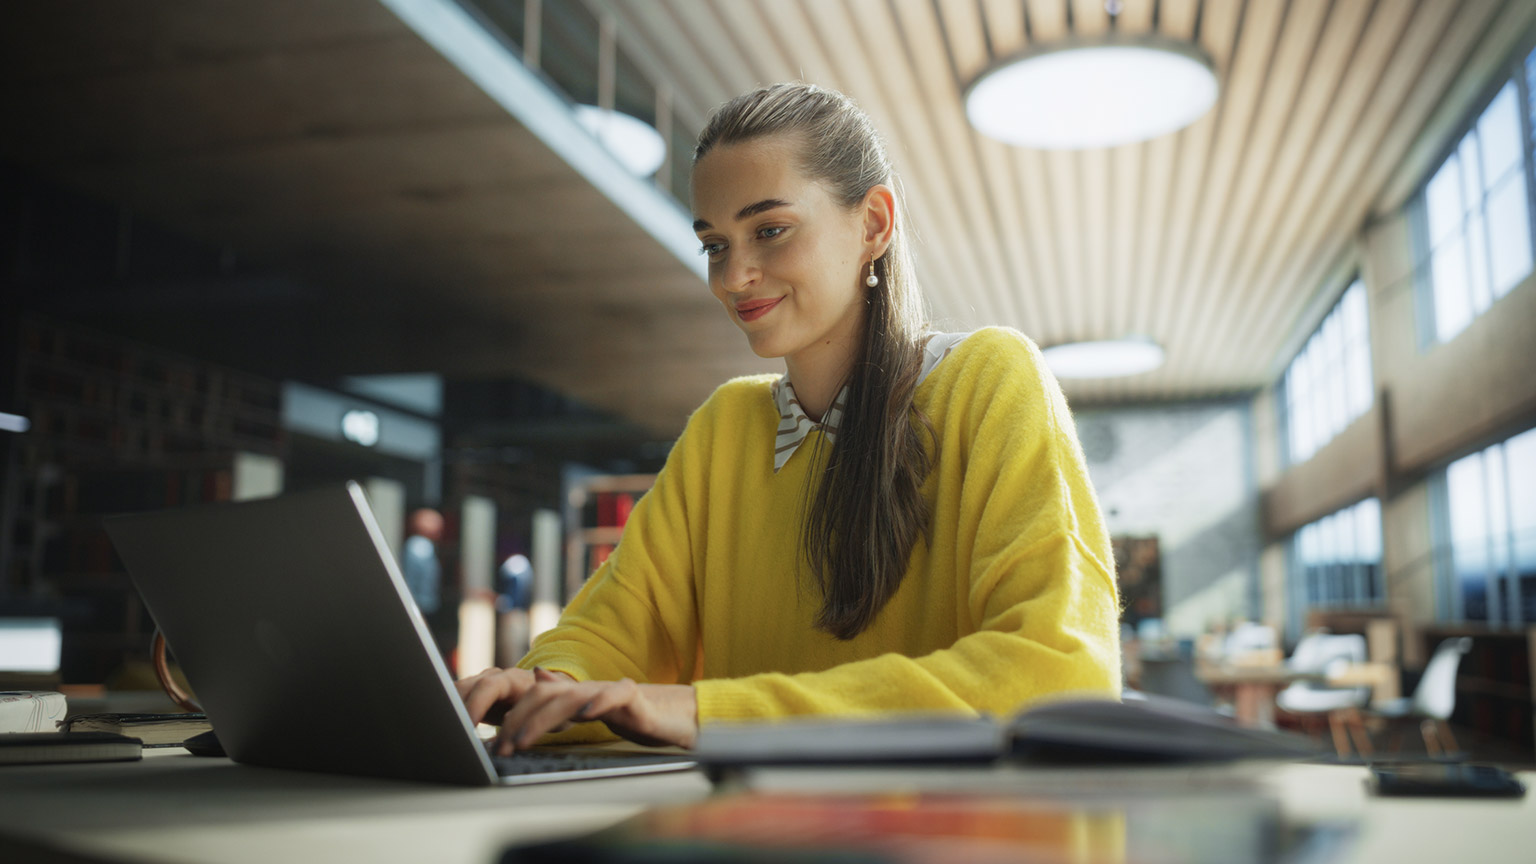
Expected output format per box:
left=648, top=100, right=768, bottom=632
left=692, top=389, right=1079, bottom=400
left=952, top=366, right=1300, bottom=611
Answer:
left=785, top=336, right=858, bottom=423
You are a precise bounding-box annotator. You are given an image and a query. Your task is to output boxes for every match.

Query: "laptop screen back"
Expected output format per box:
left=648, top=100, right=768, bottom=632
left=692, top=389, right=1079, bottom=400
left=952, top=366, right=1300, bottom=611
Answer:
left=105, top=483, right=497, bottom=786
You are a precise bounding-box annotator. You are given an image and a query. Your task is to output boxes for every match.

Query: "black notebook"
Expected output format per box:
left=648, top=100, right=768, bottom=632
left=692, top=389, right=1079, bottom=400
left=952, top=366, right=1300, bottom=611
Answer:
left=0, top=732, right=143, bottom=766
left=695, top=694, right=1322, bottom=767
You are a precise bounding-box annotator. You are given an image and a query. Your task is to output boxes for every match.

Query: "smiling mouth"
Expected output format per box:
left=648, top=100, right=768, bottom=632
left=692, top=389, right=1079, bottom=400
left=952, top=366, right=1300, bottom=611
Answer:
left=735, top=298, right=783, bottom=322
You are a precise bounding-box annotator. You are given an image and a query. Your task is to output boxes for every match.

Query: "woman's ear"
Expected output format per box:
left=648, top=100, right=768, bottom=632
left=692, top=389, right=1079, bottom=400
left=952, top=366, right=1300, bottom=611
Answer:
left=862, top=184, right=896, bottom=259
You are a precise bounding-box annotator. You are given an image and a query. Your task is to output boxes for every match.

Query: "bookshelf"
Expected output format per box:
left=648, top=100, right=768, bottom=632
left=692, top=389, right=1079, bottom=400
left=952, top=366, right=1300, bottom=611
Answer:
left=561, top=473, right=655, bottom=601
left=1, top=318, right=284, bottom=682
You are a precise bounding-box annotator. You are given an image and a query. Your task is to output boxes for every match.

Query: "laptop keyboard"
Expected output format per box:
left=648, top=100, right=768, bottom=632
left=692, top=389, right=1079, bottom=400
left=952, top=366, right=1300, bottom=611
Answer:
left=489, top=748, right=696, bottom=779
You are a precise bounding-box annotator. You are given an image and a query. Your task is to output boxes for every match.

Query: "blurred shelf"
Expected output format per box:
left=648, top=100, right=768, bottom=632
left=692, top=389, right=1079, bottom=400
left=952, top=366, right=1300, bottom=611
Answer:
left=3, top=317, right=285, bottom=685
left=562, top=473, right=655, bottom=600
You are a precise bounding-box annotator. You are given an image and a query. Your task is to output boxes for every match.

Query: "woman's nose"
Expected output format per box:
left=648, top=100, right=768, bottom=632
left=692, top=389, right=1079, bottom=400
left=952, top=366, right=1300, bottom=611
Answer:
left=719, top=252, right=757, bottom=293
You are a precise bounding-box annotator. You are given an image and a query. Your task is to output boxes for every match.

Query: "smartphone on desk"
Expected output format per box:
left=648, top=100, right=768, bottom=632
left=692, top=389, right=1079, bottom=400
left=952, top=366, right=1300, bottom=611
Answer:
left=1368, top=763, right=1526, bottom=798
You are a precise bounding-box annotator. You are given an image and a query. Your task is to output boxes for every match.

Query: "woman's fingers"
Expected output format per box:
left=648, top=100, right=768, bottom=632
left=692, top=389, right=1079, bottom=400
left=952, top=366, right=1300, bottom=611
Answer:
left=514, top=690, right=601, bottom=750
left=496, top=679, right=616, bottom=754
left=453, top=666, right=496, bottom=701
left=573, top=677, right=639, bottom=722
left=458, top=667, right=534, bottom=726
left=455, top=668, right=500, bottom=724
left=476, top=675, right=696, bottom=755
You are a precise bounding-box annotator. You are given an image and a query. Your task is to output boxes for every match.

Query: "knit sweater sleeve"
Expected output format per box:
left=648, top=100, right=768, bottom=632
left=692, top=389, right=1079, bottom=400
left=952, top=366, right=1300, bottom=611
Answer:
left=514, top=387, right=717, bottom=714
left=693, top=329, right=1122, bottom=720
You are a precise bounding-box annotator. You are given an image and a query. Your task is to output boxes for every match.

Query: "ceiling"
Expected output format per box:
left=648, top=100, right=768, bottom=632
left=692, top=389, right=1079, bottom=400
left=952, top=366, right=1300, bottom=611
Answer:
left=3, top=0, right=1534, bottom=436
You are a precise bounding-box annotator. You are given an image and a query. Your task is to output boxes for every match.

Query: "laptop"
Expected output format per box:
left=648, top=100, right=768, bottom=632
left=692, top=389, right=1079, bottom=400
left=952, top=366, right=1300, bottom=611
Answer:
left=104, top=482, right=696, bottom=786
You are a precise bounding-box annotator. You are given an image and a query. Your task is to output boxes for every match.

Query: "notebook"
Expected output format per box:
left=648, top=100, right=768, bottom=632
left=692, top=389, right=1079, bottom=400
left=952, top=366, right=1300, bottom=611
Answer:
left=694, top=693, right=1322, bottom=768
left=104, top=482, right=696, bottom=786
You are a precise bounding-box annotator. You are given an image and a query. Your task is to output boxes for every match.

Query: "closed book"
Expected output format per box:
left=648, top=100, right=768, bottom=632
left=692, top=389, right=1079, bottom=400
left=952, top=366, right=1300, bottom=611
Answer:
left=0, top=732, right=142, bottom=765
left=695, top=694, right=1323, bottom=767
left=0, top=691, right=68, bottom=733
left=696, top=714, right=1005, bottom=766
left=62, top=712, right=211, bottom=747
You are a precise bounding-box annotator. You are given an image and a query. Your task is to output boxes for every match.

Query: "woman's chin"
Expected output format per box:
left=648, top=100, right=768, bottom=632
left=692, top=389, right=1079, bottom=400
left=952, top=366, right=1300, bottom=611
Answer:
left=744, top=332, right=790, bottom=360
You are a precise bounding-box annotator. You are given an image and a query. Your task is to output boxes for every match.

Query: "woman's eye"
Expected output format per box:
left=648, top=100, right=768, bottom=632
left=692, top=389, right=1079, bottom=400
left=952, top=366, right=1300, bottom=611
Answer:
left=759, top=226, right=785, bottom=239
left=698, top=242, right=725, bottom=257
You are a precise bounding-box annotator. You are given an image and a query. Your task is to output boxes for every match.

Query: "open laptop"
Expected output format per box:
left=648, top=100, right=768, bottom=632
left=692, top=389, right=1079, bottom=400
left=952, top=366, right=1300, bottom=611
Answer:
left=104, top=482, right=696, bottom=786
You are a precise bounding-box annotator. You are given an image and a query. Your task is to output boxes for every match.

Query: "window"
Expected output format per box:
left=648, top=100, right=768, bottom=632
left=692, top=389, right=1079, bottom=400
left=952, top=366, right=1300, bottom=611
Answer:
left=1281, top=280, right=1372, bottom=465
left=1438, top=427, right=1536, bottom=625
left=1415, top=59, right=1535, bottom=345
left=1292, top=499, right=1384, bottom=616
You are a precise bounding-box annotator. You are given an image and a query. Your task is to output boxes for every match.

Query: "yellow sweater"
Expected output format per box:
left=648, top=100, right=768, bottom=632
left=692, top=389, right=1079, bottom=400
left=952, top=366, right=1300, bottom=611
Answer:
left=520, top=327, right=1121, bottom=727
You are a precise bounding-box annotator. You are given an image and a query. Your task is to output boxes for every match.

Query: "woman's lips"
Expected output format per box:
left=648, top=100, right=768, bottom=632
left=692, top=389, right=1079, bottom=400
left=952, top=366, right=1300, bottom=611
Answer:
left=736, top=297, right=783, bottom=322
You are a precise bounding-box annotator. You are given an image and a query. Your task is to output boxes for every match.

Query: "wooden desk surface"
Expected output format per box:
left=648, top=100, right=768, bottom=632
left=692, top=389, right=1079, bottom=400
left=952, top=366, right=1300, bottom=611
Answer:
left=1, top=749, right=1532, bottom=863
left=1197, top=661, right=1401, bottom=707
left=1196, top=664, right=1319, bottom=685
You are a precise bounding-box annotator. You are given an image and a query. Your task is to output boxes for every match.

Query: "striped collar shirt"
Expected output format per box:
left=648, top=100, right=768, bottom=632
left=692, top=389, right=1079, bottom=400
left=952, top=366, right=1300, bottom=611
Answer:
left=770, top=331, right=971, bottom=472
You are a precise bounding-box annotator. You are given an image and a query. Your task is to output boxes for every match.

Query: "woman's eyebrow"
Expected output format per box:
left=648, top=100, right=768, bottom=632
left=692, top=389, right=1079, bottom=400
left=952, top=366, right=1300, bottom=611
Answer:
left=693, top=198, right=793, bottom=232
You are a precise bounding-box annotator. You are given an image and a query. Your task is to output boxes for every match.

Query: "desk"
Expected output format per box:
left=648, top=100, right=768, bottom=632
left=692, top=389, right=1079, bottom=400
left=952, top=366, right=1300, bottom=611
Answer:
left=1, top=749, right=1532, bottom=863
left=1197, top=663, right=1402, bottom=729
left=1196, top=665, right=1317, bottom=728
left=1327, top=661, right=1401, bottom=705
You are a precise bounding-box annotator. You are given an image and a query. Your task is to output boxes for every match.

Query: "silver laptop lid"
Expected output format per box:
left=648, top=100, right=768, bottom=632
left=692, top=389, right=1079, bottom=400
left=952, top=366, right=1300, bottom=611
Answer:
left=105, top=482, right=498, bottom=786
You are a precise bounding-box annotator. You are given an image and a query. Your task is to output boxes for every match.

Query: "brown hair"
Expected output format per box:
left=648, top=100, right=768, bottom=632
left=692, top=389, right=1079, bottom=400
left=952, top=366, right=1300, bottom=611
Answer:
left=694, top=83, right=933, bottom=640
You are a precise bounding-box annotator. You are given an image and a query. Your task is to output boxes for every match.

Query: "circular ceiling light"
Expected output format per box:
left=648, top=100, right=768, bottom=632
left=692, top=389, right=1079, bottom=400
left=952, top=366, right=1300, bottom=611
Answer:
left=1042, top=338, right=1165, bottom=379
left=573, top=105, right=667, bottom=177
left=965, top=37, right=1218, bottom=150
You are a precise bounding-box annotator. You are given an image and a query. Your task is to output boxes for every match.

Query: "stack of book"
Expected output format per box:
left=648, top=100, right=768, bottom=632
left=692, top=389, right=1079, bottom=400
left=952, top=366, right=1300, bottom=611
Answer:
left=63, top=712, right=211, bottom=747
left=0, top=691, right=68, bottom=734
left=1, top=692, right=152, bottom=766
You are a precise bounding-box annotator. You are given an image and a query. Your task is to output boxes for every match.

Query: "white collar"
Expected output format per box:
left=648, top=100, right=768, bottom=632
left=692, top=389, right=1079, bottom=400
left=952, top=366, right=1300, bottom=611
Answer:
left=768, top=331, right=969, bottom=473
left=771, top=378, right=846, bottom=473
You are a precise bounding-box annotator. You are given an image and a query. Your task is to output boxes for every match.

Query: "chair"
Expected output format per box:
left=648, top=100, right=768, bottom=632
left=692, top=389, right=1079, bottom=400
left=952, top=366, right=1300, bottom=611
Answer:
left=1275, top=632, right=1371, bottom=757
left=1367, top=637, right=1473, bottom=758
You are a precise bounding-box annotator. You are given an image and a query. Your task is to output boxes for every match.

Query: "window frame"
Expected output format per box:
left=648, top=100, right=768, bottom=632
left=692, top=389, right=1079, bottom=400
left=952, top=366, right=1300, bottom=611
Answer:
left=1277, top=277, right=1372, bottom=469
left=1432, top=427, right=1536, bottom=627
left=1286, top=497, right=1385, bottom=642
left=1409, top=43, right=1536, bottom=351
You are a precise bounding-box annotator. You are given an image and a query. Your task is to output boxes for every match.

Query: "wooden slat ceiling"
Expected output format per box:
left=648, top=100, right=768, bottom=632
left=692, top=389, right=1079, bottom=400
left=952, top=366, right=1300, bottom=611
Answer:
left=601, top=0, right=1535, bottom=402
left=2, top=0, right=1533, bottom=436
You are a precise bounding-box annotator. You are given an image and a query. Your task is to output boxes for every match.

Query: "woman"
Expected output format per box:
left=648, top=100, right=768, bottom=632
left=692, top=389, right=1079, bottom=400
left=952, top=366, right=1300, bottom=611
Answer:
left=458, top=83, right=1120, bottom=755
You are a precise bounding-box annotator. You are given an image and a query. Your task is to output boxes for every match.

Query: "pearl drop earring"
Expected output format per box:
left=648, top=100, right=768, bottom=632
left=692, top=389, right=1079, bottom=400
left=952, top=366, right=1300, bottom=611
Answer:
left=865, top=256, right=880, bottom=288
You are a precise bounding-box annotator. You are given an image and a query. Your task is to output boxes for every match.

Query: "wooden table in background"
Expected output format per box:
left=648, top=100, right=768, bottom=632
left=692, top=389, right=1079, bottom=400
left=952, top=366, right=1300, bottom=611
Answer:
left=1196, top=664, right=1317, bottom=728
left=1197, top=662, right=1402, bottom=729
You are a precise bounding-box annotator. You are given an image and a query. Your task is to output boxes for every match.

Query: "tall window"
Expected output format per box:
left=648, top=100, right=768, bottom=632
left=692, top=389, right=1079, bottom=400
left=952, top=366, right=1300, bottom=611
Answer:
left=1281, top=280, right=1372, bottom=466
left=1416, top=67, right=1535, bottom=344
left=1440, top=427, right=1536, bottom=625
left=1292, top=498, right=1384, bottom=615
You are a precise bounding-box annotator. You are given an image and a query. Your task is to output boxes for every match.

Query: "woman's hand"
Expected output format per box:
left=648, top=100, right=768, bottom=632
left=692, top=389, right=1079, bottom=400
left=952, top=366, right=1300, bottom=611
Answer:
left=455, top=666, right=698, bottom=755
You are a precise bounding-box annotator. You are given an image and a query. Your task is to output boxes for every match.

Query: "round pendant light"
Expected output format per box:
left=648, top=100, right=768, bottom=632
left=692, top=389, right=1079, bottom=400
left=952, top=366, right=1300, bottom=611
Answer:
left=573, top=105, right=667, bottom=177
left=965, top=36, right=1219, bottom=150
left=1042, top=338, right=1165, bottom=379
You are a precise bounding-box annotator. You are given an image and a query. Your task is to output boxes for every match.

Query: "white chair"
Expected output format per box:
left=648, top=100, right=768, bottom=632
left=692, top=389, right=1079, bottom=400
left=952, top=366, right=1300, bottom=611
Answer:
left=1276, top=632, right=1371, bottom=757
left=1368, top=637, right=1473, bottom=758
